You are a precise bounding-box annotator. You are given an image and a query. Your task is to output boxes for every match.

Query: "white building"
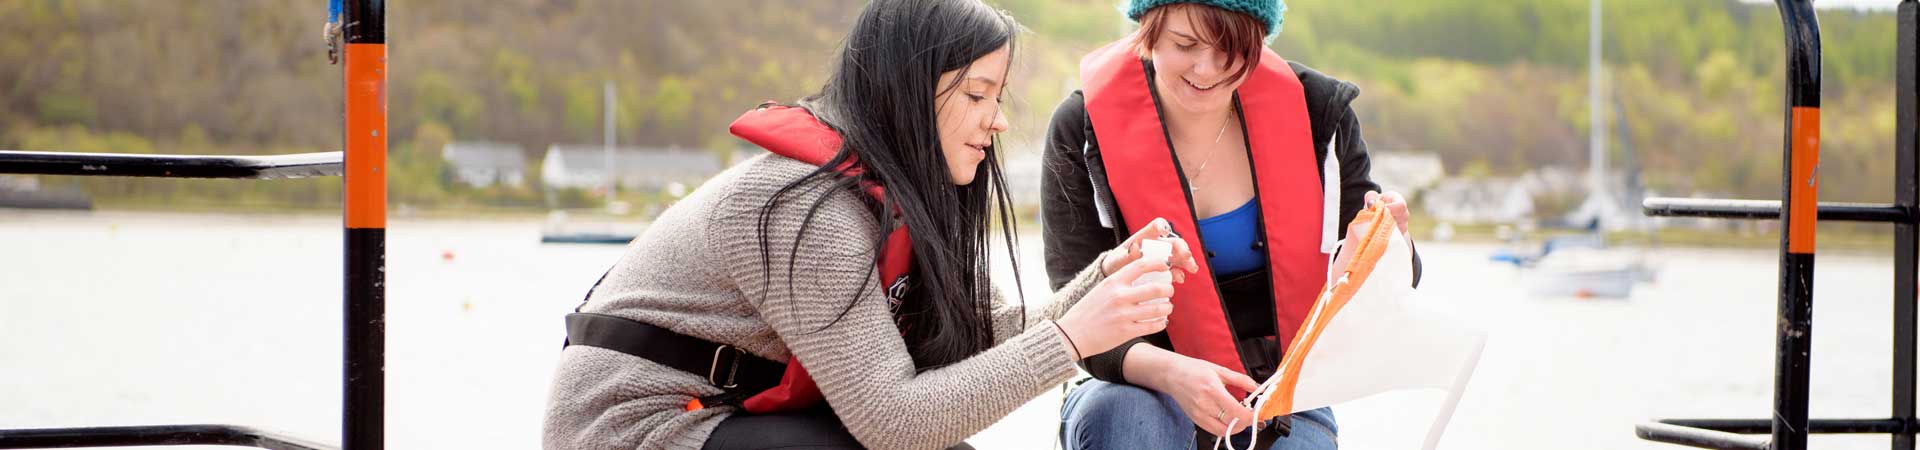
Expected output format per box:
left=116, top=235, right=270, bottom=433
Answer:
left=1420, top=164, right=1659, bottom=229
left=1422, top=178, right=1537, bottom=224
left=541, top=145, right=724, bottom=192
left=1369, top=151, right=1446, bottom=192
left=441, top=141, right=528, bottom=188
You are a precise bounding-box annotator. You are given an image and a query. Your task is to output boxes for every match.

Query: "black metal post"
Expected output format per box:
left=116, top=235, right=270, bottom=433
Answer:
left=1775, top=1, right=1821, bottom=449
left=341, top=1, right=386, bottom=450
left=1894, top=2, right=1919, bottom=449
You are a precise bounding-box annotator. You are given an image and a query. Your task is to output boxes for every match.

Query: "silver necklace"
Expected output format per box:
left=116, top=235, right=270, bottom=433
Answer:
left=1185, top=110, right=1234, bottom=193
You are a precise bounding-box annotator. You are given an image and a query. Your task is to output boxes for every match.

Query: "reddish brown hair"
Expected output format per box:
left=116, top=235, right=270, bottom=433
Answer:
left=1132, top=3, right=1267, bottom=84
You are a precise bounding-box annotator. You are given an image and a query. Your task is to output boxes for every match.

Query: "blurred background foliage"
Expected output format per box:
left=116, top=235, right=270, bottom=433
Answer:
left=0, top=0, right=1904, bottom=210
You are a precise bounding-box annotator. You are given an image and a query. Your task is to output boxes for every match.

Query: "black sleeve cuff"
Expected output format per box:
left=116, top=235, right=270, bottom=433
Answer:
left=1080, top=338, right=1146, bottom=384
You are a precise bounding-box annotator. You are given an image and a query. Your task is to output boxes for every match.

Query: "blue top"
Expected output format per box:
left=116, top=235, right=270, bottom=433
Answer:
left=1196, top=198, right=1267, bottom=277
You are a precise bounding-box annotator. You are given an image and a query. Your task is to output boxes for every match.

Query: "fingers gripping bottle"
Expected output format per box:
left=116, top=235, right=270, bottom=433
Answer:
left=1134, top=239, right=1173, bottom=323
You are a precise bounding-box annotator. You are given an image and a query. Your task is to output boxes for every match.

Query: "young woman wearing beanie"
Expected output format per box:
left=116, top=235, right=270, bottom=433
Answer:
left=1043, top=1, right=1423, bottom=449
left=544, top=1, right=1201, bottom=449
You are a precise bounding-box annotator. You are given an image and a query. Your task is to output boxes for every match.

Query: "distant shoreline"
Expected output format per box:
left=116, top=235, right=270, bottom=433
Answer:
left=9, top=206, right=1906, bottom=255
left=66, top=201, right=562, bottom=221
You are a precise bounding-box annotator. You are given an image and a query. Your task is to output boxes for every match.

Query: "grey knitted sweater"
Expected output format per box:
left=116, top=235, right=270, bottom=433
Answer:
left=543, top=154, right=1107, bottom=450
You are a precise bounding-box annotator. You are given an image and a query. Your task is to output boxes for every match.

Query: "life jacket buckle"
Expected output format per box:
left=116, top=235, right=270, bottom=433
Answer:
left=709, top=345, right=743, bottom=389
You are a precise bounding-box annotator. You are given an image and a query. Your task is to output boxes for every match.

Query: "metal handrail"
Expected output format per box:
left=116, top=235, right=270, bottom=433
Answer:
left=0, top=0, right=386, bottom=449
left=0, top=151, right=343, bottom=179
left=1642, top=198, right=1913, bottom=223
left=1637, top=0, right=1920, bottom=449
left=0, top=425, right=330, bottom=450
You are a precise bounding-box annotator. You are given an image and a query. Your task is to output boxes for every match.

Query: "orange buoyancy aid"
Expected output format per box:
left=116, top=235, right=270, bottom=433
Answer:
left=1079, top=39, right=1327, bottom=393
left=726, top=104, right=914, bottom=413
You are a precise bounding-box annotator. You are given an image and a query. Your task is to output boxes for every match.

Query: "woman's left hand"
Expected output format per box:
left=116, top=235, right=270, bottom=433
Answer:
left=1365, top=190, right=1411, bottom=234
left=1331, top=191, right=1413, bottom=274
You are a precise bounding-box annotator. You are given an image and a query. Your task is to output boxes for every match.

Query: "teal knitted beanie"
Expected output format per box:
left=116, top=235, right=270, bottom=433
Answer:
left=1126, top=0, right=1285, bottom=36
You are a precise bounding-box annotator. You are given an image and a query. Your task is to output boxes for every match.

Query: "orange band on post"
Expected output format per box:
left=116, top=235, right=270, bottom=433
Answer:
left=1788, top=107, right=1819, bottom=254
left=345, top=43, right=388, bottom=229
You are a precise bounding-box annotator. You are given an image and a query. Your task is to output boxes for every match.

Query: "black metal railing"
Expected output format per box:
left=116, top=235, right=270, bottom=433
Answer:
left=0, top=151, right=343, bottom=179
left=0, top=1, right=386, bottom=449
left=0, top=425, right=331, bottom=450
left=1635, top=0, right=1919, bottom=449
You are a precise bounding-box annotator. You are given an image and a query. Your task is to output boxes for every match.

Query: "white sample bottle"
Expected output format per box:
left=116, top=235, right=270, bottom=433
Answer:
left=1135, top=239, right=1173, bottom=311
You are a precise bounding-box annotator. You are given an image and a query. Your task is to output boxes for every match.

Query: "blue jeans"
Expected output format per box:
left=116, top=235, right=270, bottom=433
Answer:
left=1060, top=379, right=1338, bottom=450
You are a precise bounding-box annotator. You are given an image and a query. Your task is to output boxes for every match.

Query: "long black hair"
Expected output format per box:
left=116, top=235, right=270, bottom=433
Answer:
left=755, top=0, right=1024, bottom=370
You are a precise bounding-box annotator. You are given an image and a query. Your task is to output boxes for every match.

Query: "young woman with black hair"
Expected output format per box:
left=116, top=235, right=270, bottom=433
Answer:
left=544, top=1, right=1198, bottom=449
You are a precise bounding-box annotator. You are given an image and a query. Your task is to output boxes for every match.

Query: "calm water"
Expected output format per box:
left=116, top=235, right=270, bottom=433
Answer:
left=0, top=210, right=1909, bottom=449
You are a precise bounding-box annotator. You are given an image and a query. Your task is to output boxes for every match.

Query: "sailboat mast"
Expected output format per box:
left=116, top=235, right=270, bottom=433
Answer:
left=1589, top=0, right=1607, bottom=195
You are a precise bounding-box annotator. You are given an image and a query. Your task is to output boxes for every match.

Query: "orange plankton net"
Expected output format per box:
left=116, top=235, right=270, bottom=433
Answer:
left=1224, top=203, right=1488, bottom=450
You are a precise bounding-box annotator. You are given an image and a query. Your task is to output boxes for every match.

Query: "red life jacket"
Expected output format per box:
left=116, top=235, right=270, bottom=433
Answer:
left=725, top=104, right=915, bottom=414
left=1079, top=39, right=1326, bottom=394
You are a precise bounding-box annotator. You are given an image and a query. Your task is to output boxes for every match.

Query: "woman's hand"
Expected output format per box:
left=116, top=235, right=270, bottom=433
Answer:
left=1138, top=350, right=1261, bottom=437
left=1365, top=191, right=1411, bottom=234
left=1331, top=191, right=1413, bottom=274
left=1055, top=256, right=1181, bottom=359
left=1099, top=218, right=1201, bottom=283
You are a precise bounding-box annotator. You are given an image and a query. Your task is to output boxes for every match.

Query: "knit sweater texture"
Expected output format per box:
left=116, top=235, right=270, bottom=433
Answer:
left=544, top=154, right=1107, bottom=450
left=1126, top=0, right=1285, bottom=35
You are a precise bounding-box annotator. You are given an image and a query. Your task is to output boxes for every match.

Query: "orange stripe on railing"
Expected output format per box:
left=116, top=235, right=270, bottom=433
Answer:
left=345, top=43, right=387, bottom=229
left=1788, top=107, right=1819, bottom=254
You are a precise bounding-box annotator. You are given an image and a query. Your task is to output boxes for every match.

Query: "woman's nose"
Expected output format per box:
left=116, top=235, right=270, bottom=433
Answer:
left=1194, top=50, right=1227, bottom=78
left=988, top=108, right=1010, bottom=133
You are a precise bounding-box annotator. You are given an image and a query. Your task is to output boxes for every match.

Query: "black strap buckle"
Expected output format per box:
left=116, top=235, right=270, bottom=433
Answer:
left=709, top=345, right=744, bottom=389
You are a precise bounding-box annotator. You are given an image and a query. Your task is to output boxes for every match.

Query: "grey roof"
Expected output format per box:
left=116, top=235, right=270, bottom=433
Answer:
left=441, top=142, right=528, bottom=170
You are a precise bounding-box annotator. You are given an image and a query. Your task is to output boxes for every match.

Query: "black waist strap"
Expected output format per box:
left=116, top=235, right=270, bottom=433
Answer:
left=1218, top=268, right=1278, bottom=342
left=564, top=313, right=786, bottom=395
